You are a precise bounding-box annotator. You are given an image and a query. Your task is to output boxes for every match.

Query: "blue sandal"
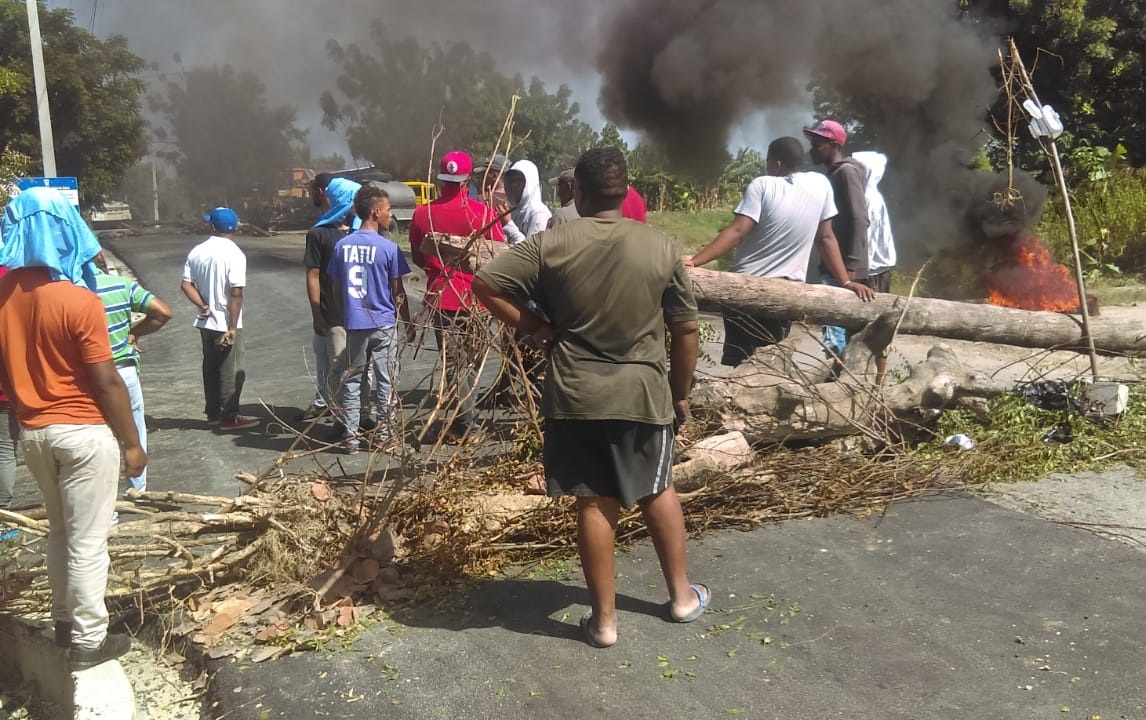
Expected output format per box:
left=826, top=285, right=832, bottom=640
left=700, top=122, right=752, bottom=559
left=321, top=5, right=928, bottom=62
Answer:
left=671, top=584, right=711, bottom=623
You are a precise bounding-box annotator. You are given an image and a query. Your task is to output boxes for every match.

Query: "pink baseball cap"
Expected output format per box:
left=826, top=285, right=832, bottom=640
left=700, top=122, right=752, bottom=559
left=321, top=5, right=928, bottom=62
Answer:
left=803, top=120, right=847, bottom=147
left=437, top=151, right=474, bottom=182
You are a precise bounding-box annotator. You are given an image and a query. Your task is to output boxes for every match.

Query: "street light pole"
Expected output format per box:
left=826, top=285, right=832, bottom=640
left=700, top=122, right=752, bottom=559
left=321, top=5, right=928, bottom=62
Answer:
left=26, top=0, right=57, bottom=177
left=151, top=148, right=160, bottom=224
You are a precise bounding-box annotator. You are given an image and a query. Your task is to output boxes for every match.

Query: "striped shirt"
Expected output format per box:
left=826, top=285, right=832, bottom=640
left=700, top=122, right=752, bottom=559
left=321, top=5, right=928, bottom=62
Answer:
left=94, top=271, right=153, bottom=368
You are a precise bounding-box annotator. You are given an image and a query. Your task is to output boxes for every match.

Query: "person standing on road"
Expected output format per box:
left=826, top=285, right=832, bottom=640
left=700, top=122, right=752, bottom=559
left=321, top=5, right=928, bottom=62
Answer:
left=180, top=208, right=259, bottom=432
left=409, top=151, right=506, bottom=441
left=0, top=187, right=146, bottom=670
left=805, top=120, right=871, bottom=359
left=327, top=185, right=415, bottom=454
left=0, top=265, right=18, bottom=511
left=851, top=151, right=897, bottom=294
left=93, top=252, right=173, bottom=495
left=302, top=176, right=361, bottom=422
left=547, top=168, right=579, bottom=228
left=474, top=146, right=709, bottom=648
left=687, top=137, right=874, bottom=367
left=499, top=159, right=552, bottom=244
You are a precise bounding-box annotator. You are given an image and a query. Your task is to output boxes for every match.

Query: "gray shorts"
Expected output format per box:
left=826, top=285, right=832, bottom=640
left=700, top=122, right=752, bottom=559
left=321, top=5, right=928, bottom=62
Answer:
left=543, top=419, right=675, bottom=508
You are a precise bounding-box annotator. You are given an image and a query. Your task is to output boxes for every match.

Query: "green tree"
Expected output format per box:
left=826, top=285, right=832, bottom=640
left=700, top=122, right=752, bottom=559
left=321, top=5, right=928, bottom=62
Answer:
left=322, top=24, right=596, bottom=180
left=0, top=2, right=146, bottom=206
left=155, top=65, right=304, bottom=208
left=961, top=0, right=1146, bottom=166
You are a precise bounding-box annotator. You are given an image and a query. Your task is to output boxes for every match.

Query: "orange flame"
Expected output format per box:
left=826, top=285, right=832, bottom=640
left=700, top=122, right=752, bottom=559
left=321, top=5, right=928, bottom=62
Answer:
left=985, top=232, right=1080, bottom=312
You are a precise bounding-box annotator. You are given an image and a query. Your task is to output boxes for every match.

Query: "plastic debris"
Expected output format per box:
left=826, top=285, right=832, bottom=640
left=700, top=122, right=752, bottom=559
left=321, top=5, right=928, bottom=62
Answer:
left=944, top=434, right=976, bottom=451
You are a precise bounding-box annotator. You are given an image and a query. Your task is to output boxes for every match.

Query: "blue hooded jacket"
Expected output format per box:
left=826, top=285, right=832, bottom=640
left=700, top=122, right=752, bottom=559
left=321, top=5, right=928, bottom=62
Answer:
left=0, top=187, right=101, bottom=290
left=313, top=177, right=363, bottom=230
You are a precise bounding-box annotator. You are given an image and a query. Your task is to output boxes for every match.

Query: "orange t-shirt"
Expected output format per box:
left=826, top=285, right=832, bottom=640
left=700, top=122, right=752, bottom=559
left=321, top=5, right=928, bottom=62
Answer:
left=0, top=268, right=112, bottom=428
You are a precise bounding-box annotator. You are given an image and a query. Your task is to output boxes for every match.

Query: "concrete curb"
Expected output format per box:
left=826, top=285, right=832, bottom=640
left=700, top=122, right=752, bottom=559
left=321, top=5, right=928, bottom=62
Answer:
left=0, top=615, right=137, bottom=719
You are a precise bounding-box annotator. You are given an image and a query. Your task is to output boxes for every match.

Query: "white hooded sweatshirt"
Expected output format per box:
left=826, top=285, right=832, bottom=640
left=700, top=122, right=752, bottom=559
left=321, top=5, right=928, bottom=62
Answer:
left=852, top=151, right=896, bottom=276
left=504, top=159, right=552, bottom=244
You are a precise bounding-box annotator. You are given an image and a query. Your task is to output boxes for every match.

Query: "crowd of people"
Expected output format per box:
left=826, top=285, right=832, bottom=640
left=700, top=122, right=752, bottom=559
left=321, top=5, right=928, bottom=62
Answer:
left=0, top=118, right=896, bottom=665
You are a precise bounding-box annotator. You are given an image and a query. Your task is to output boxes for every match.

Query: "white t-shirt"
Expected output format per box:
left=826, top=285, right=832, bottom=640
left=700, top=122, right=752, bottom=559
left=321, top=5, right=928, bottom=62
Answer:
left=730, top=173, right=837, bottom=281
left=182, top=235, right=247, bottom=331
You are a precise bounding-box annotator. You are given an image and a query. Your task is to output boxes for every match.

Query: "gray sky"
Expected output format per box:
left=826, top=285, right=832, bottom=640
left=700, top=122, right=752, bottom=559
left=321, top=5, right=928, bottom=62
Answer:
left=46, top=0, right=789, bottom=158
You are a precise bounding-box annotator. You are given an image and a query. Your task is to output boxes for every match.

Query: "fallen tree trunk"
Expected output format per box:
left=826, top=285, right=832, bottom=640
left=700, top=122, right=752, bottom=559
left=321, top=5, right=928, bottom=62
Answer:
left=688, top=268, right=1145, bottom=354
left=692, top=343, right=1010, bottom=445
left=424, top=236, right=1144, bottom=354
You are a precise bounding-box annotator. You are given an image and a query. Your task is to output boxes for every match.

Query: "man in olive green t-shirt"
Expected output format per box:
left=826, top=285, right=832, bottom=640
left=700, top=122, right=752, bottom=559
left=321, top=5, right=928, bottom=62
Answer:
left=474, top=147, right=711, bottom=649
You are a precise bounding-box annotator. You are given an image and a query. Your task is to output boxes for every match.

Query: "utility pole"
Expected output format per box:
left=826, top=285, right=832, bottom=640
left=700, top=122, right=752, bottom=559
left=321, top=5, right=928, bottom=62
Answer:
left=151, top=147, right=160, bottom=225
left=26, top=0, right=57, bottom=177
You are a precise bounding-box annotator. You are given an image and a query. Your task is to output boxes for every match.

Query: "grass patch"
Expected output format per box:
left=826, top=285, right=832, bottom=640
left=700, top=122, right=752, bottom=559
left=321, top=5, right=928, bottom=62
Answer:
left=650, top=209, right=734, bottom=270
left=915, top=383, right=1146, bottom=484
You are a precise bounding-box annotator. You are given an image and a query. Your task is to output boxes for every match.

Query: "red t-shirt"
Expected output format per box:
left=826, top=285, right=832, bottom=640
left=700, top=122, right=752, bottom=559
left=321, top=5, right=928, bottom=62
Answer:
left=622, top=186, right=648, bottom=223
left=409, top=186, right=505, bottom=312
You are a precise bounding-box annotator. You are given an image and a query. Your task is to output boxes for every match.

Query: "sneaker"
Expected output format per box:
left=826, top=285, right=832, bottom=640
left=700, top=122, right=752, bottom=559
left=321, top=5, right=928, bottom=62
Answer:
left=343, top=438, right=361, bottom=455
left=54, top=621, right=73, bottom=648
left=218, top=415, right=260, bottom=431
left=369, top=435, right=401, bottom=454
left=206, top=417, right=221, bottom=429
left=69, top=632, right=132, bottom=671
left=300, top=403, right=325, bottom=421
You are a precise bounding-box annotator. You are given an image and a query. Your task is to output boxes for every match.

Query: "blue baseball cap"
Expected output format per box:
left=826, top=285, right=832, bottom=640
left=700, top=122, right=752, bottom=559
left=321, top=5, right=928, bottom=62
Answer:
left=204, top=207, right=239, bottom=232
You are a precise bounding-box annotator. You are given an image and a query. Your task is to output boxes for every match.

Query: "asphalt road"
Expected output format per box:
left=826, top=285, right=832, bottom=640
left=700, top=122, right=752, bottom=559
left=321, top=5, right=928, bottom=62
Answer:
left=97, top=230, right=440, bottom=499
left=19, top=231, right=1146, bottom=719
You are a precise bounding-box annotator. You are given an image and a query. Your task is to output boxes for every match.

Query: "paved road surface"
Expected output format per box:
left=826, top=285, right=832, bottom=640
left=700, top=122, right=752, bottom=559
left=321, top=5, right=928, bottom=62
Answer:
left=12, top=231, right=1146, bottom=719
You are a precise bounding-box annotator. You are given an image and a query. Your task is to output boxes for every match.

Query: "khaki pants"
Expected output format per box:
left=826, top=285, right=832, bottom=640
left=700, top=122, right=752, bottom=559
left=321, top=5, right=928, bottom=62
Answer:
left=21, top=424, right=120, bottom=649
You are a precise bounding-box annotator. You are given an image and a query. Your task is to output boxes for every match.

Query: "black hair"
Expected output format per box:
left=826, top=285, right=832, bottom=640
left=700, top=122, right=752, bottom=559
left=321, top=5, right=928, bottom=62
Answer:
left=574, top=147, right=628, bottom=198
left=314, top=172, right=333, bottom=190
left=354, top=184, right=390, bottom=220
left=767, top=137, right=805, bottom=170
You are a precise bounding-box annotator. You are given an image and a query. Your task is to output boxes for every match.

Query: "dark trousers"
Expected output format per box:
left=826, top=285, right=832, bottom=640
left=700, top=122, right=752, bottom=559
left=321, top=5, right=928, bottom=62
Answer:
left=720, top=312, right=791, bottom=367
left=199, top=328, right=245, bottom=421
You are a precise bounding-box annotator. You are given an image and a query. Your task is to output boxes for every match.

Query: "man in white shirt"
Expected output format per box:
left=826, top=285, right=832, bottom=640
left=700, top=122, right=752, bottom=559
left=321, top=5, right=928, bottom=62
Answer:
left=686, top=137, right=873, bottom=367
left=180, top=208, right=259, bottom=431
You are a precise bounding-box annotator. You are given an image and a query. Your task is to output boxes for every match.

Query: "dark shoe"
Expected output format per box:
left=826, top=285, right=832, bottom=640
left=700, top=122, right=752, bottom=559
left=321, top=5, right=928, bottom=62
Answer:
left=218, top=415, right=260, bottom=431
left=300, top=403, right=326, bottom=421
left=54, top=621, right=73, bottom=648
left=69, top=632, right=132, bottom=671
left=359, top=416, right=378, bottom=432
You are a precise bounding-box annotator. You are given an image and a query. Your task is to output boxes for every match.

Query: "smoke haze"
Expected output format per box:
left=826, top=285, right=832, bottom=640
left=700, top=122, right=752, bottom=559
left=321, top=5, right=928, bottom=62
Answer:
left=71, top=0, right=1005, bottom=249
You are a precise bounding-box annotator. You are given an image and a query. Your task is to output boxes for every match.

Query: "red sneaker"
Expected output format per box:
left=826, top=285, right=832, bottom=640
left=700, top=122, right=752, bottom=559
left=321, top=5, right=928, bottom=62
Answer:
left=218, top=415, right=260, bottom=431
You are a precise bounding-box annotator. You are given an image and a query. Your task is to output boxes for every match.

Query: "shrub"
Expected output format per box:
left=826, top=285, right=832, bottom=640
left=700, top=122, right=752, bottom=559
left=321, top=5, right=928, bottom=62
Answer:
left=1038, top=168, right=1146, bottom=280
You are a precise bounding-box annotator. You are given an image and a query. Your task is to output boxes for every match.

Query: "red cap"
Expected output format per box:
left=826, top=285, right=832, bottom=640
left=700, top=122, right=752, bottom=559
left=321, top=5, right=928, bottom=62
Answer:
left=803, top=120, right=847, bottom=147
left=437, top=151, right=474, bottom=182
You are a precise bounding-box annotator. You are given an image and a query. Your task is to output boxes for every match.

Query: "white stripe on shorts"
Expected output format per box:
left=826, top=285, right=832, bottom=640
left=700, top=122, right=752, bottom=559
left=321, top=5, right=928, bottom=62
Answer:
left=652, top=425, right=671, bottom=494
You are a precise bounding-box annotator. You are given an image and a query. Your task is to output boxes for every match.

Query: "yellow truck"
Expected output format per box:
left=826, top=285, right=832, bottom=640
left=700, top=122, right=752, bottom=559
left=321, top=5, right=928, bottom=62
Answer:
left=403, top=181, right=439, bottom=206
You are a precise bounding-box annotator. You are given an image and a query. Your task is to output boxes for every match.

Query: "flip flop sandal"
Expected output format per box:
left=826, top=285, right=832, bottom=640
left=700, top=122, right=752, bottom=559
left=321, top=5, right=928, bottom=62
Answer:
left=579, top=614, right=617, bottom=649
left=670, top=583, right=711, bottom=623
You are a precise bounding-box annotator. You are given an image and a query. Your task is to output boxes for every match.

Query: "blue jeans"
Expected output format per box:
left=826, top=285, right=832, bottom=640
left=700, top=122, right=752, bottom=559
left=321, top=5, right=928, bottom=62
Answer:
left=340, top=327, right=399, bottom=440
left=117, top=365, right=147, bottom=492
left=0, top=403, right=18, bottom=509
left=820, top=274, right=849, bottom=358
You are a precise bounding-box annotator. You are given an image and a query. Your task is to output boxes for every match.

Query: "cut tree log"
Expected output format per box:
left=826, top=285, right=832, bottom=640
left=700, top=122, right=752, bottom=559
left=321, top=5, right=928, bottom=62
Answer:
left=424, top=234, right=1145, bottom=354
left=687, top=268, right=1145, bottom=354
left=692, top=343, right=1010, bottom=445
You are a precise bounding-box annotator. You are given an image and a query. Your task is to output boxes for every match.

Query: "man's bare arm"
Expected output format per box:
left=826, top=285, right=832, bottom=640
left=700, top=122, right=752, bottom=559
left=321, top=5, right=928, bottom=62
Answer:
left=306, top=268, right=327, bottom=335
left=686, top=215, right=755, bottom=267
left=227, top=287, right=244, bottom=331
left=472, top=278, right=553, bottom=344
left=181, top=279, right=209, bottom=317
left=132, top=296, right=173, bottom=339
left=667, top=319, right=699, bottom=425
